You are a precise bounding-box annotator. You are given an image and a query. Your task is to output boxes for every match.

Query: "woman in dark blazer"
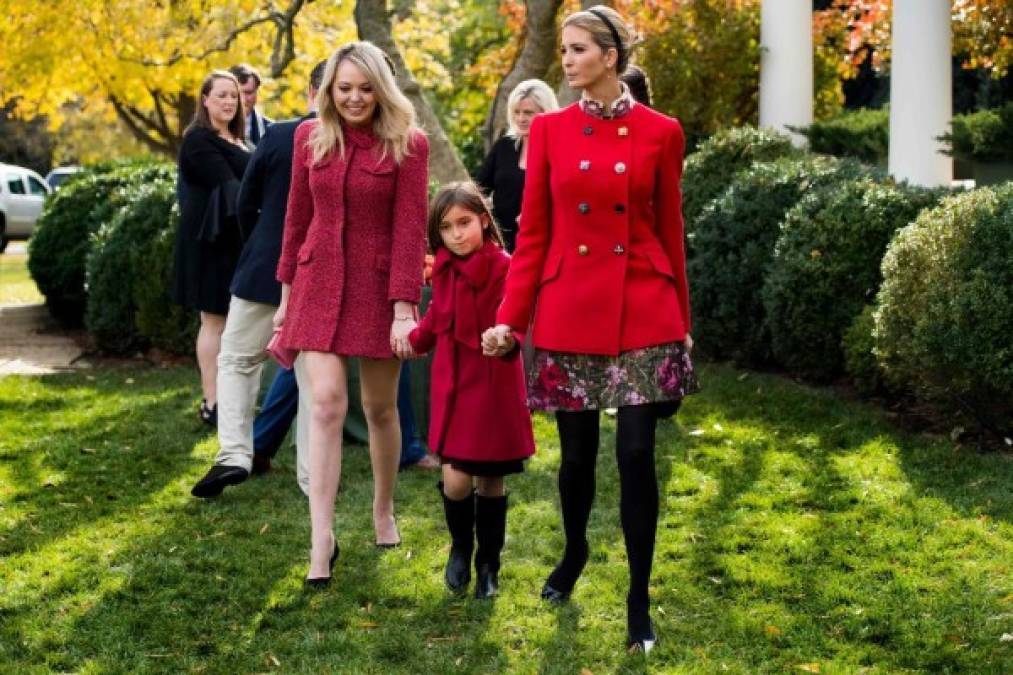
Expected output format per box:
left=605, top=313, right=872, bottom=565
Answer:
left=475, top=79, right=558, bottom=252
left=171, top=70, right=251, bottom=426
left=483, top=5, right=698, bottom=653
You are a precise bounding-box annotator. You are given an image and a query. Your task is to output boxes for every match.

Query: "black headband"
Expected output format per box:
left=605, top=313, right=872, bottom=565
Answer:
left=588, top=9, right=625, bottom=67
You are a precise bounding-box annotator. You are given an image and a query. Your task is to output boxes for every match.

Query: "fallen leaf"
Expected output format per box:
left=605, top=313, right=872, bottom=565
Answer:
left=456, top=657, right=464, bottom=666
left=581, top=669, right=594, bottom=675
left=689, top=429, right=706, bottom=436
left=713, top=423, right=724, bottom=432
left=84, top=495, right=93, bottom=505
left=125, top=378, right=135, bottom=384
left=259, top=523, right=270, bottom=535
left=1000, top=633, right=1013, bottom=642
left=708, top=576, right=722, bottom=585
left=765, top=625, right=782, bottom=637
left=359, top=621, right=379, bottom=629
left=950, top=426, right=965, bottom=441
left=945, top=634, right=962, bottom=643
left=267, top=653, right=281, bottom=667
left=796, top=664, right=820, bottom=673
left=657, top=606, right=666, bottom=616
left=737, top=373, right=749, bottom=381
left=1005, top=437, right=1012, bottom=447
left=80, top=447, right=96, bottom=454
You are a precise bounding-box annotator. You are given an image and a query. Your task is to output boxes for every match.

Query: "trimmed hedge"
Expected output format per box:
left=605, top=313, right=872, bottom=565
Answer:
left=682, top=126, right=798, bottom=229
left=941, top=102, right=1013, bottom=162
left=85, top=177, right=194, bottom=355
left=797, top=107, right=890, bottom=165
left=762, top=179, right=942, bottom=381
left=688, top=154, right=873, bottom=364
left=874, top=184, right=1013, bottom=431
left=28, top=160, right=172, bottom=326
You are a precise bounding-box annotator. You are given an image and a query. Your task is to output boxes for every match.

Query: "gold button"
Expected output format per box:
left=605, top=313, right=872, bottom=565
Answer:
left=613, top=244, right=625, bottom=255
left=614, top=162, right=626, bottom=174
left=578, top=244, right=589, bottom=256
left=618, top=126, right=629, bottom=137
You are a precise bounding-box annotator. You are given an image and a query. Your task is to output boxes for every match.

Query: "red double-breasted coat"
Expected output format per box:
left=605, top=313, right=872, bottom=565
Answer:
left=496, top=103, right=691, bottom=356
left=409, top=242, right=535, bottom=463
left=276, top=121, right=429, bottom=357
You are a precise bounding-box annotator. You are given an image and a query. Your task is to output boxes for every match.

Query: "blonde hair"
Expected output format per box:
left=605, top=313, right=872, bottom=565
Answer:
left=505, top=79, right=559, bottom=139
left=561, top=5, right=636, bottom=75
left=309, top=41, right=419, bottom=165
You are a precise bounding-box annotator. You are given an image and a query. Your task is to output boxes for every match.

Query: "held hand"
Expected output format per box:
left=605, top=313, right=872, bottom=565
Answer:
left=684, top=333, right=694, bottom=353
left=273, top=303, right=287, bottom=330
left=390, top=317, right=417, bottom=360
left=482, top=324, right=514, bottom=357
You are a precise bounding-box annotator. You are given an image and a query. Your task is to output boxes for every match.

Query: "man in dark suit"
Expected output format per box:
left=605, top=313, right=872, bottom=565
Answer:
left=191, top=61, right=326, bottom=499
left=230, top=64, right=273, bottom=146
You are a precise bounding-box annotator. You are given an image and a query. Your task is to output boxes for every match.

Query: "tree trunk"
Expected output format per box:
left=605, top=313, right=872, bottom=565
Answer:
left=481, top=0, right=564, bottom=151
left=354, top=0, right=468, bottom=184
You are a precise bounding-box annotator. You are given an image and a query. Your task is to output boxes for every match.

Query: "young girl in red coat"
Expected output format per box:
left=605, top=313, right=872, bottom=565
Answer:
left=408, top=182, right=535, bottom=599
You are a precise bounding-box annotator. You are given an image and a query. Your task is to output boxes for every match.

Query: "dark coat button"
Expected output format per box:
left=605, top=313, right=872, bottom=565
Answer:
left=614, top=204, right=625, bottom=214
left=578, top=203, right=590, bottom=214
left=583, top=126, right=594, bottom=136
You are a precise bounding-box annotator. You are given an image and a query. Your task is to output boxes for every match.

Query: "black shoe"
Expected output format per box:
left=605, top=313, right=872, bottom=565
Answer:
left=624, top=595, right=656, bottom=652
left=305, top=540, right=339, bottom=589
left=440, top=482, right=474, bottom=593
left=190, top=464, right=248, bottom=498
left=626, top=615, right=657, bottom=654
left=199, top=399, right=217, bottom=428
left=540, top=540, right=589, bottom=602
left=251, top=454, right=272, bottom=476
left=474, top=493, right=507, bottom=600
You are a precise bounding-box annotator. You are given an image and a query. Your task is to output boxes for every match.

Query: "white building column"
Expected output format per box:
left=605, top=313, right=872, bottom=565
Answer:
left=759, top=0, right=813, bottom=147
left=889, top=0, right=952, bottom=187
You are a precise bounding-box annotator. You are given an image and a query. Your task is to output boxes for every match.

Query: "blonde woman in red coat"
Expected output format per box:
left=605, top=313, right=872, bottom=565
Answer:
left=273, top=42, right=429, bottom=586
left=483, top=5, right=698, bottom=652
left=409, top=183, right=535, bottom=599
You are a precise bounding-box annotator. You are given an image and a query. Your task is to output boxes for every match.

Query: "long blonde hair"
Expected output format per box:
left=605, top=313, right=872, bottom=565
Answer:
left=309, top=41, right=418, bottom=165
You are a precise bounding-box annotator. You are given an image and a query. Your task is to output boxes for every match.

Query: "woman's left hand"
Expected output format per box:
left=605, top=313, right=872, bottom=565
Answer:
left=390, top=302, right=417, bottom=359
left=684, top=333, right=694, bottom=353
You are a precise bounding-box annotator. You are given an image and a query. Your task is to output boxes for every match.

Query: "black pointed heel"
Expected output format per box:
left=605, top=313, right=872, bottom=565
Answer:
left=304, top=540, right=339, bottom=589
left=540, top=540, right=589, bottom=603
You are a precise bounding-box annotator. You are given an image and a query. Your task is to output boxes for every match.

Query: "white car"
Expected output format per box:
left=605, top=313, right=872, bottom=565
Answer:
left=45, top=165, right=82, bottom=191
left=0, top=163, right=51, bottom=253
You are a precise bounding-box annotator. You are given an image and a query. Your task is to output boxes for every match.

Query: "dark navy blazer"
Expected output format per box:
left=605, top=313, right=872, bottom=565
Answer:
left=231, top=114, right=313, bottom=306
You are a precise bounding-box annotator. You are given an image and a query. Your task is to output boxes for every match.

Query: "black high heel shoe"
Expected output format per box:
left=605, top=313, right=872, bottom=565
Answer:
left=304, top=540, right=339, bottom=589
left=199, top=399, right=217, bottom=428
left=540, top=541, right=589, bottom=602
left=626, top=597, right=657, bottom=654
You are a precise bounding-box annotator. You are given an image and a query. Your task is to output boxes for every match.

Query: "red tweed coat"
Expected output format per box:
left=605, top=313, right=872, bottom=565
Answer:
left=496, top=103, right=691, bottom=355
left=409, top=242, right=535, bottom=463
left=276, top=120, right=429, bottom=357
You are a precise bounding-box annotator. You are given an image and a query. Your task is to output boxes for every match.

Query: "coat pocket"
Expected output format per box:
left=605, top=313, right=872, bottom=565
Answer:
left=297, top=247, right=314, bottom=265
left=643, top=247, right=675, bottom=281
left=538, top=251, right=563, bottom=287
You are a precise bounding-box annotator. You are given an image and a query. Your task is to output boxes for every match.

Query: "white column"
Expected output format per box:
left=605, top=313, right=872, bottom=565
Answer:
left=889, top=0, right=952, bottom=187
left=759, top=0, right=813, bottom=147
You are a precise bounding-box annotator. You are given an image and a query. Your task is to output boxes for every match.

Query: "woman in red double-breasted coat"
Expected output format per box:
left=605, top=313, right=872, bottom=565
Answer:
left=273, top=42, right=428, bottom=585
left=410, top=181, right=534, bottom=599
left=482, top=5, right=699, bottom=652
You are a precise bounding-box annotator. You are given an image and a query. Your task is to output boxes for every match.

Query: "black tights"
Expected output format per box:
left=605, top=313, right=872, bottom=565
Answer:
left=554, top=404, right=670, bottom=636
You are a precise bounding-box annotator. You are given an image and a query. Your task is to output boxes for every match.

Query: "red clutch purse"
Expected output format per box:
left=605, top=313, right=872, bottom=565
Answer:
left=266, top=329, right=298, bottom=370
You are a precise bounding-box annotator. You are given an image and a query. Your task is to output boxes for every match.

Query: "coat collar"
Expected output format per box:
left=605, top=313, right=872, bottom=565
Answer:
left=579, top=81, right=635, bottom=120
left=432, top=240, right=498, bottom=288
left=343, top=122, right=378, bottom=149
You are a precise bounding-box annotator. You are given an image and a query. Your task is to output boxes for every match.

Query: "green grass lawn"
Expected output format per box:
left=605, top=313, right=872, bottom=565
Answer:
left=0, top=248, right=44, bottom=305
left=1, top=364, right=1011, bottom=673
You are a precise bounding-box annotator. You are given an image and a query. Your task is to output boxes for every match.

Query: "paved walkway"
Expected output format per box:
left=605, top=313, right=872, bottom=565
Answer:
left=0, top=303, right=89, bottom=375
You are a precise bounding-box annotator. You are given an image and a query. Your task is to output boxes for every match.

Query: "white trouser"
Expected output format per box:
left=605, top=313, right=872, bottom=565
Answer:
left=215, top=296, right=310, bottom=494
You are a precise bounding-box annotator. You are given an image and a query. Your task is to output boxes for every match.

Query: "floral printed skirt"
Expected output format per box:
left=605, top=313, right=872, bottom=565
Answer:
left=527, top=342, right=700, bottom=412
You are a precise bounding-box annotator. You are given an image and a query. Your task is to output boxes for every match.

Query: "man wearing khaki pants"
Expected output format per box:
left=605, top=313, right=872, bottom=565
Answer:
left=191, top=61, right=326, bottom=499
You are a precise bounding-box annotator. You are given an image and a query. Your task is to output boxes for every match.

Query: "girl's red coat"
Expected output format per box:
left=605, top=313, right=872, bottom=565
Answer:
left=409, top=241, right=535, bottom=463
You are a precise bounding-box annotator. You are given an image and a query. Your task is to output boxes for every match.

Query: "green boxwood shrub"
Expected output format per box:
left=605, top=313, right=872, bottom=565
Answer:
left=842, top=304, right=887, bottom=396
left=28, top=160, right=172, bottom=326
left=133, top=212, right=197, bottom=356
left=762, top=178, right=942, bottom=381
left=940, top=102, right=1013, bottom=162
left=85, top=177, right=192, bottom=355
left=797, top=106, right=890, bottom=165
left=874, top=184, right=1013, bottom=432
left=688, top=154, right=873, bottom=364
left=682, top=126, right=798, bottom=229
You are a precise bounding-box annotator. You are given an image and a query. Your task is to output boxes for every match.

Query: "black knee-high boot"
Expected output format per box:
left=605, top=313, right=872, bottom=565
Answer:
left=439, top=482, right=474, bottom=592
left=474, top=493, right=507, bottom=599
left=616, top=404, right=662, bottom=650
left=542, top=409, right=600, bottom=601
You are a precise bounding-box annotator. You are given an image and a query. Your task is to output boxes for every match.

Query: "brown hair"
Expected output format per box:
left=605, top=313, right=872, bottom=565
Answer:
left=427, top=181, right=505, bottom=253
left=186, top=70, right=245, bottom=141
left=561, top=5, right=637, bottom=75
